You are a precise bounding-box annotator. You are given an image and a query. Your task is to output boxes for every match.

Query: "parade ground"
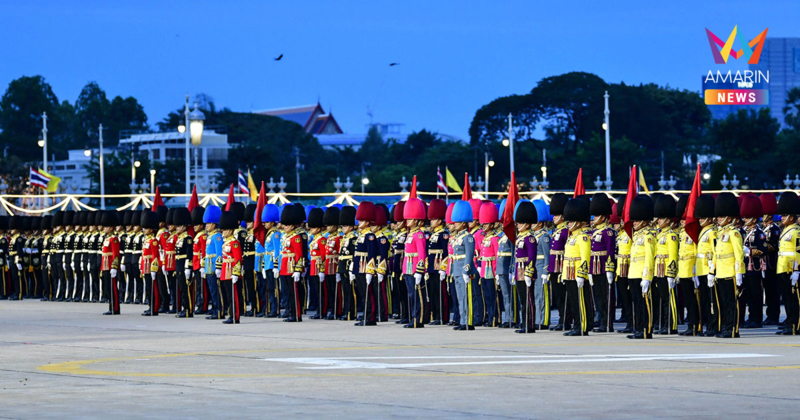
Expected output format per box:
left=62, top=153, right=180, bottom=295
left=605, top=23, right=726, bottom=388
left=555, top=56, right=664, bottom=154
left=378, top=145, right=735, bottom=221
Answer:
left=0, top=301, right=798, bottom=418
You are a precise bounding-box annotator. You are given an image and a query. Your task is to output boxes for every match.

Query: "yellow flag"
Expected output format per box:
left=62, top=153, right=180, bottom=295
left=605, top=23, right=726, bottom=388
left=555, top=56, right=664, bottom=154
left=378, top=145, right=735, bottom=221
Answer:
left=247, top=170, right=258, bottom=201
left=40, top=169, right=61, bottom=193
left=445, top=167, right=462, bottom=194
left=638, top=167, right=649, bottom=194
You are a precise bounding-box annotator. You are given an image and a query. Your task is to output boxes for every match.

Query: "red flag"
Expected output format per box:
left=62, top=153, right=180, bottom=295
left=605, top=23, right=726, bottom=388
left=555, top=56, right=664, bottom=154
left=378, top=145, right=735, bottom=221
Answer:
left=461, top=172, right=472, bottom=201
left=254, top=181, right=267, bottom=244
left=188, top=185, right=199, bottom=212
left=684, top=163, right=703, bottom=244
left=573, top=168, right=585, bottom=197
left=409, top=175, right=418, bottom=199
left=502, top=171, right=519, bottom=244
left=622, top=165, right=638, bottom=238
left=224, top=183, right=235, bottom=211
left=151, top=186, right=164, bottom=211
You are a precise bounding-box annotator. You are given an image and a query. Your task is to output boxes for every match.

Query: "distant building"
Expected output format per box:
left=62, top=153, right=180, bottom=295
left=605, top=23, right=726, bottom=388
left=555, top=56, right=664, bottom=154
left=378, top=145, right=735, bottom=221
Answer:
left=749, top=37, right=800, bottom=127
left=254, top=103, right=343, bottom=135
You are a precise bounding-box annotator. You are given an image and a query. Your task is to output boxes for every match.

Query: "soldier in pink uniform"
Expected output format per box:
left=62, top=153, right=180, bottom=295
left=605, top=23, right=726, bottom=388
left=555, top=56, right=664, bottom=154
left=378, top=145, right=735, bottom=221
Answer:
left=467, top=198, right=486, bottom=325
left=479, top=203, right=501, bottom=327
left=403, top=198, right=428, bottom=328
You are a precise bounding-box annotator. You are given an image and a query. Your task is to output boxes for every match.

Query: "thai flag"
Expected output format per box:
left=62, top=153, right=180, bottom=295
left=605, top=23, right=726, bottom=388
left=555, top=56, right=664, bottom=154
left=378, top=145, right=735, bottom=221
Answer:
left=30, top=167, right=51, bottom=189
left=436, top=166, right=447, bottom=193
left=238, top=170, right=249, bottom=195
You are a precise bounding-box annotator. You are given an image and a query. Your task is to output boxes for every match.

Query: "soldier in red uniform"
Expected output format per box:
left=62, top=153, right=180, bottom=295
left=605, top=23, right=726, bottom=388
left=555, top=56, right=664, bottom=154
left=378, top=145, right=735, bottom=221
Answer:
left=218, top=211, right=243, bottom=324
left=154, top=206, right=171, bottom=313
left=101, top=211, right=121, bottom=315
left=140, top=211, right=161, bottom=316
left=163, top=208, right=177, bottom=314
left=191, top=207, right=208, bottom=315
left=173, top=208, right=194, bottom=318
left=322, top=207, right=341, bottom=320
left=280, top=205, right=307, bottom=322
left=307, top=208, right=327, bottom=319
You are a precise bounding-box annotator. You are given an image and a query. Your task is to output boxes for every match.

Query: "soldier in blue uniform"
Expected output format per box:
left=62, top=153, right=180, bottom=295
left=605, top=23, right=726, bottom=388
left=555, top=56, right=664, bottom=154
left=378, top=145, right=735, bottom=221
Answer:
left=450, top=201, right=478, bottom=331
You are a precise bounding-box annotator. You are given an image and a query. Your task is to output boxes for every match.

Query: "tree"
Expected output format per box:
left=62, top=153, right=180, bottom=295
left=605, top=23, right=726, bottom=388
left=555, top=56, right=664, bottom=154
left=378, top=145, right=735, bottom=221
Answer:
left=74, top=82, right=110, bottom=148
left=105, top=96, right=148, bottom=146
left=784, top=87, right=800, bottom=131
left=708, top=108, right=780, bottom=188
left=0, top=76, right=63, bottom=162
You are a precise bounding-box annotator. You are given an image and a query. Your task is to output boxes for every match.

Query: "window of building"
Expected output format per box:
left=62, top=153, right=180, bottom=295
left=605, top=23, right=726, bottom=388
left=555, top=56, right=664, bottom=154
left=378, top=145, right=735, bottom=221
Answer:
left=794, top=48, right=800, bottom=73
left=152, top=149, right=160, bottom=160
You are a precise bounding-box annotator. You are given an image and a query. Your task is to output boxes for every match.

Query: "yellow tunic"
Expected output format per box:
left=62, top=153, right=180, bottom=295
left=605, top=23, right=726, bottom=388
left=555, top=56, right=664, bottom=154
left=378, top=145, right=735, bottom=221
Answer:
left=629, top=228, right=656, bottom=281
left=616, top=230, right=632, bottom=277
left=677, top=227, right=697, bottom=278
left=655, top=227, right=679, bottom=278
left=776, top=224, right=800, bottom=275
left=562, top=227, right=591, bottom=281
left=712, top=224, right=745, bottom=279
left=694, top=225, right=717, bottom=277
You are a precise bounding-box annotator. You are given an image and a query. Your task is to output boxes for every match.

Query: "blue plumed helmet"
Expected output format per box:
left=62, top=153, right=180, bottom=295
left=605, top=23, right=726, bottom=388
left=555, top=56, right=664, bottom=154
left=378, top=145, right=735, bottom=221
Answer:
left=203, top=205, right=221, bottom=224
left=261, top=204, right=279, bottom=223
left=533, top=199, right=552, bottom=222
left=499, top=199, right=507, bottom=216
left=451, top=200, right=474, bottom=223
left=513, top=199, right=531, bottom=220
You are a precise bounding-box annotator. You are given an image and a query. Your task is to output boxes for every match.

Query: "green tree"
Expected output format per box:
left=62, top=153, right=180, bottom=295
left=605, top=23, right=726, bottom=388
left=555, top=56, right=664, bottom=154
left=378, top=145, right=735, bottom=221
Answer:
left=783, top=87, right=800, bottom=130
left=74, top=82, right=109, bottom=148
left=708, top=108, right=780, bottom=188
left=0, top=75, right=66, bottom=162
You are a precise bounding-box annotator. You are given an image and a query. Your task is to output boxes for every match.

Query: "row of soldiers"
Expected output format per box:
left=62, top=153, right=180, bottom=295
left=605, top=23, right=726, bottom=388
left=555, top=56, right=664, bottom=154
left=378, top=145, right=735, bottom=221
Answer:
left=1, top=190, right=798, bottom=337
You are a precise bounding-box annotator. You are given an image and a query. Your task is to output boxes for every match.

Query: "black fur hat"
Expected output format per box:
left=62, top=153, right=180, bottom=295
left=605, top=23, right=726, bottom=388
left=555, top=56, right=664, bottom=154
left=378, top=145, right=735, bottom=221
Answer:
left=63, top=210, right=75, bottom=226
left=41, top=215, right=52, bottom=230
left=172, top=208, right=192, bottom=226
left=244, top=204, right=257, bottom=223
left=131, top=211, right=142, bottom=227
left=191, top=206, right=205, bottom=225
left=219, top=210, right=238, bottom=230
left=307, top=207, right=324, bottom=228
left=166, top=208, right=176, bottom=226
left=323, top=207, right=340, bottom=226
left=693, top=194, right=715, bottom=219
left=629, top=195, right=654, bottom=221
left=101, top=211, right=120, bottom=227
left=78, top=211, right=89, bottom=227
left=616, top=194, right=627, bottom=217
left=156, top=206, right=168, bottom=223
left=777, top=191, right=800, bottom=216
left=122, top=210, right=133, bottom=227
left=590, top=194, right=612, bottom=216
left=280, top=204, right=302, bottom=226
left=9, top=216, right=22, bottom=230
left=339, top=206, right=356, bottom=226
left=564, top=198, right=590, bottom=223
left=675, top=195, right=688, bottom=220
left=141, top=211, right=159, bottom=230
left=654, top=195, right=676, bottom=219
left=230, top=202, right=245, bottom=222
left=549, top=193, right=569, bottom=216
left=515, top=201, right=538, bottom=224
left=52, top=211, right=64, bottom=227
left=714, top=192, right=740, bottom=218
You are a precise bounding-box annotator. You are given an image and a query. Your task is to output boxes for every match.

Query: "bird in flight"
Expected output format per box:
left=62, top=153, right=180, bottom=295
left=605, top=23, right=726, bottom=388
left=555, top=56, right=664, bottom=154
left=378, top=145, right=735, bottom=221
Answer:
left=275, top=54, right=283, bottom=61
left=389, top=62, right=398, bottom=66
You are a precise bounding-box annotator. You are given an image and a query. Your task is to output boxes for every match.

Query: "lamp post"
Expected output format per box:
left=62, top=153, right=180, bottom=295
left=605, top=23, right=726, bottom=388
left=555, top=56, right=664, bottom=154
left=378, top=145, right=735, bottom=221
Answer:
left=132, top=157, right=140, bottom=184
left=603, top=91, right=611, bottom=189
left=484, top=151, right=494, bottom=194
left=361, top=162, right=370, bottom=194
left=182, top=95, right=205, bottom=199
left=150, top=169, right=156, bottom=194
left=99, top=123, right=106, bottom=210
left=39, top=112, right=48, bottom=208
left=507, top=113, right=515, bottom=178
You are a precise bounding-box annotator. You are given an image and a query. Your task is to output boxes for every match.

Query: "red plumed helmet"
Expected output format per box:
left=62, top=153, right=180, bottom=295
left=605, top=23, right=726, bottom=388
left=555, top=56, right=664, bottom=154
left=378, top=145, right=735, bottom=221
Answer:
left=740, top=194, right=763, bottom=219
left=479, top=202, right=498, bottom=224
left=760, top=193, right=777, bottom=215
left=427, top=199, right=447, bottom=220
left=403, top=198, right=427, bottom=220
left=356, top=201, right=375, bottom=222
left=373, top=205, right=388, bottom=226
left=393, top=201, right=406, bottom=222
left=445, top=202, right=455, bottom=224
left=609, top=203, right=620, bottom=225
left=468, top=199, right=483, bottom=220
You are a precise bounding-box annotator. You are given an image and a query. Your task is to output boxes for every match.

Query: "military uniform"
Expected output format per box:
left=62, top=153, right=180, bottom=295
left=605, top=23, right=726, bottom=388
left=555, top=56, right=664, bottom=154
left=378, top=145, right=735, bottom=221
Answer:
left=8, top=218, right=25, bottom=300
left=0, top=218, right=9, bottom=298
left=563, top=222, right=592, bottom=337
left=338, top=224, right=357, bottom=320
left=174, top=225, right=194, bottom=317
left=451, top=227, right=478, bottom=330
left=761, top=217, right=782, bottom=324
left=352, top=204, right=379, bottom=326
left=100, top=212, right=121, bottom=315
left=374, top=223, right=392, bottom=322
left=653, top=225, right=679, bottom=334
left=219, top=214, right=243, bottom=324
left=678, top=223, right=701, bottom=335
left=496, top=227, right=515, bottom=327
left=427, top=224, right=449, bottom=325
left=515, top=229, right=539, bottom=333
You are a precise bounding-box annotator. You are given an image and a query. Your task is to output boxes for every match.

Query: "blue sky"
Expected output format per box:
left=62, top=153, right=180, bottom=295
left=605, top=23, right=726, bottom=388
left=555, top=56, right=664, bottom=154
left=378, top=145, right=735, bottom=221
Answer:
left=0, top=1, right=794, bottom=141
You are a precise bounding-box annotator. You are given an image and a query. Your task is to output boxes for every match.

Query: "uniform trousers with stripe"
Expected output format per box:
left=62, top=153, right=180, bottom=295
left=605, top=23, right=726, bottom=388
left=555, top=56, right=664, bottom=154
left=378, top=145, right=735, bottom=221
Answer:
left=778, top=273, right=799, bottom=334
left=175, top=270, right=194, bottom=316
left=103, top=271, right=120, bottom=314
left=629, top=278, right=653, bottom=337
left=515, top=278, right=536, bottom=331
left=680, top=277, right=702, bottom=334
left=716, top=277, right=739, bottom=336
left=565, top=280, right=593, bottom=335
left=592, top=273, right=615, bottom=331
left=653, top=276, right=678, bottom=333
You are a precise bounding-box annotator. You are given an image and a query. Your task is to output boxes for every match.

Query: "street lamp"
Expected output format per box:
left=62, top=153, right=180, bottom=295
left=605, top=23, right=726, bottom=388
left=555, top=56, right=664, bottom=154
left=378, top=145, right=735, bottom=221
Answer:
left=37, top=138, right=45, bottom=148
left=506, top=113, right=515, bottom=179
left=150, top=169, right=156, bottom=193
left=603, top=91, right=611, bottom=189
left=132, top=158, right=141, bottom=184
left=484, top=151, right=493, bottom=194
left=502, top=138, right=510, bottom=147
left=182, top=95, right=205, bottom=200
left=84, top=148, right=91, bottom=157
left=703, top=172, right=711, bottom=180
left=361, top=162, right=370, bottom=194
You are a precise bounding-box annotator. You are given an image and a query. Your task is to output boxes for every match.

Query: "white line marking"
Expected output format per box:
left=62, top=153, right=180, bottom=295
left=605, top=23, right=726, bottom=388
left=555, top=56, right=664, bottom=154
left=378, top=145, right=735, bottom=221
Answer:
left=261, top=354, right=775, bottom=370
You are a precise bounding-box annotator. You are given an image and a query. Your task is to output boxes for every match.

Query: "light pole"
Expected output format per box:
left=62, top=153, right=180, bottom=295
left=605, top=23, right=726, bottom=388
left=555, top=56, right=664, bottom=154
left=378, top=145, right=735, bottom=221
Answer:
left=132, top=157, right=140, bottom=184
left=361, top=162, right=370, bottom=194
left=484, top=151, right=494, bottom=194
left=99, top=123, right=106, bottom=210
left=39, top=112, right=48, bottom=208
left=506, top=113, right=515, bottom=179
left=181, top=96, right=205, bottom=199
left=603, top=91, right=611, bottom=189
left=150, top=169, right=156, bottom=194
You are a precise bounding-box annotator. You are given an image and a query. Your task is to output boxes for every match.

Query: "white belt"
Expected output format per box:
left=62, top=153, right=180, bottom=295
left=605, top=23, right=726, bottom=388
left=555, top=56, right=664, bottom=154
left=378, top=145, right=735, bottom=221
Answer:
left=779, top=252, right=796, bottom=257
left=696, top=254, right=707, bottom=259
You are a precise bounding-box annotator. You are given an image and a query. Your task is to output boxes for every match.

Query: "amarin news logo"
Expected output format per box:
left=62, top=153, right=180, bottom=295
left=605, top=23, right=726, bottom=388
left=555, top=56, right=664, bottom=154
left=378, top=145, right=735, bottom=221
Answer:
left=705, top=26, right=768, bottom=64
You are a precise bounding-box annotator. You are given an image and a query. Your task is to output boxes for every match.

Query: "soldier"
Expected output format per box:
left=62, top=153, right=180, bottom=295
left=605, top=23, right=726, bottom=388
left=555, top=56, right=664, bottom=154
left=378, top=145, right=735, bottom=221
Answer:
left=390, top=202, right=408, bottom=323
left=450, top=200, right=478, bottom=331
left=8, top=216, right=25, bottom=300
left=614, top=196, right=634, bottom=334
left=163, top=208, right=178, bottom=313
left=775, top=192, right=800, bottom=335
left=710, top=192, right=745, bottom=338
left=154, top=207, right=170, bottom=313
left=0, top=216, right=8, bottom=299
left=217, top=210, right=243, bottom=324
left=116, top=211, right=130, bottom=304
left=427, top=199, right=449, bottom=326
left=337, top=206, right=357, bottom=320
left=260, top=204, right=281, bottom=318
left=513, top=201, right=539, bottom=334
left=353, top=202, right=379, bottom=326
left=51, top=211, right=66, bottom=301
left=82, top=212, right=95, bottom=302
left=739, top=194, right=767, bottom=329
left=191, top=206, right=207, bottom=314
left=20, top=217, right=31, bottom=299
left=759, top=193, right=782, bottom=326
left=130, top=211, right=145, bottom=304
left=91, top=211, right=105, bottom=302
left=172, top=208, right=194, bottom=318
left=676, top=196, right=701, bottom=336
left=532, top=200, right=552, bottom=330
left=29, top=218, right=44, bottom=299
left=321, top=206, right=341, bottom=320
left=403, top=198, right=428, bottom=328
left=62, top=210, right=76, bottom=302
left=307, top=208, right=327, bottom=320
left=589, top=194, right=617, bottom=333
left=40, top=215, right=53, bottom=301
left=243, top=204, right=258, bottom=317
left=467, top=199, right=485, bottom=325
left=548, top=193, right=570, bottom=331
left=69, top=212, right=85, bottom=302
left=140, top=211, right=161, bottom=316
left=652, top=195, right=679, bottom=335
left=372, top=204, right=392, bottom=322
left=279, top=204, right=306, bottom=322
left=230, top=202, right=247, bottom=317
left=561, top=198, right=592, bottom=336
left=693, top=194, right=718, bottom=337
left=202, top=205, right=223, bottom=319
left=479, top=202, right=500, bottom=327
left=120, top=211, right=134, bottom=303
left=627, top=195, right=656, bottom=340
left=100, top=211, right=121, bottom=315
left=495, top=200, right=514, bottom=329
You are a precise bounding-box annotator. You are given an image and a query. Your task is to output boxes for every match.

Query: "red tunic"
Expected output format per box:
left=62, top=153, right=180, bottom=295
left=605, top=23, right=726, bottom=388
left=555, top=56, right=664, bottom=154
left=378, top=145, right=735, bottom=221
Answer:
left=220, top=237, right=242, bottom=281
left=193, top=231, right=206, bottom=271
left=101, top=235, right=120, bottom=271
left=161, top=230, right=176, bottom=271
left=309, top=235, right=327, bottom=276
left=325, top=233, right=341, bottom=275
left=140, top=235, right=161, bottom=274
left=280, top=230, right=306, bottom=276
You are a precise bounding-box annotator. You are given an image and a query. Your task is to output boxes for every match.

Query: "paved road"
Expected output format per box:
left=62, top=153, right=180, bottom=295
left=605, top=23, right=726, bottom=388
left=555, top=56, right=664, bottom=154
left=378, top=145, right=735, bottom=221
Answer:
left=1, top=300, right=798, bottom=419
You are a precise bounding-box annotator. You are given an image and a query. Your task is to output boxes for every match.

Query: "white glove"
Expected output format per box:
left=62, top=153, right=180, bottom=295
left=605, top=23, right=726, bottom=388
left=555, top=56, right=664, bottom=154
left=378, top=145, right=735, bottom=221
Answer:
left=336, top=273, right=342, bottom=283
left=121, top=264, right=126, bottom=272
left=641, top=279, right=650, bottom=294
left=16, top=263, right=22, bottom=271
left=743, top=246, right=751, bottom=257
left=110, top=268, right=118, bottom=278
left=667, top=277, right=676, bottom=289
left=200, top=267, right=206, bottom=277
left=734, top=273, right=743, bottom=287
left=349, top=273, right=355, bottom=282
left=151, top=272, right=157, bottom=281
left=438, top=270, right=446, bottom=279
left=215, top=268, right=222, bottom=278
left=524, top=276, right=532, bottom=287
left=319, top=273, right=326, bottom=282
left=23, top=248, right=30, bottom=254
left=692, top=276, right=700, bottom=288
left=377, top=274, right=384, bottom=283
left=292, top=272, right=300, bottom=283
left=462, top=274, right=470, bottom=284
left=541, top=274, right=549, bottom=284
left=232, top=275, right=239, bottom=284
left=366, top=273, right=373, bottom=284
left=272, top=268, right=279, bottom=278
left=161, top=267, right=167, bottom=276
left=606, top=272, right=614, bottom=283
left=576, top=277, right=585, bottom=288
left=414, top=273, right=422, bottom=285
left=791, top=271, right=799, bottom=286
left=588, top=277, right=594, bottom=286
left=261, top=269, right=267, bottom=279
left=707, top=274, right=716, bottom=288
left=185, top=269, right=191, bottom=279
left=70, top=262, right=75, bottom=271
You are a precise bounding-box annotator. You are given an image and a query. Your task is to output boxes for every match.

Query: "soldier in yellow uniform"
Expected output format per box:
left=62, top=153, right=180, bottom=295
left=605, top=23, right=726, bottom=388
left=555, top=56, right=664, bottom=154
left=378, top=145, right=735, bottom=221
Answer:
left=653, top=196, right=679, bottom=335
left=676, top=196, right=701, bottom=336
left=775, top=192, right=800, bottom=335
left=561, top=198, right=592, bottom=337
left=709, top=193, right=745, bottom=338
left=614, top=196, right=634, bottom=334
left=693, top=194, right=718, bottom=337
left=627, top=196, right=656, bottom=340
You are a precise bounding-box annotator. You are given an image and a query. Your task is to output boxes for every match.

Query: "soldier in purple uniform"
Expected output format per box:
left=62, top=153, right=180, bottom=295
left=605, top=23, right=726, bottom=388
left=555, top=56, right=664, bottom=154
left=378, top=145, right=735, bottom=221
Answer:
left=514, top=201, right=538, bottom=333
left=548, top=193, right=571, bottom=331
left=589, top=194, right=617, bottom=333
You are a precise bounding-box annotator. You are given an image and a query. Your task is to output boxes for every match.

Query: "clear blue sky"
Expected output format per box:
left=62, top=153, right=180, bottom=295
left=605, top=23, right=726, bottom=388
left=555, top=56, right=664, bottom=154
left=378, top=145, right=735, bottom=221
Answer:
left=1, top=0, right=795, bottom=141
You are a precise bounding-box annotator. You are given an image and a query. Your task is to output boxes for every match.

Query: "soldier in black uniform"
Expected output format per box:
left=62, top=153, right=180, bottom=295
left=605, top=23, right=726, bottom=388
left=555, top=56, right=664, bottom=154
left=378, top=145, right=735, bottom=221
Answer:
left=86, top=212, right=100, bottom=302
left=130, top=211, right=144, bottom=304
left=243, top=204, right=258, bottom=316
left=0, top=216, right=8, bottom=299
left=117, top=211, right=131, bottom=303
left=353, top=202, right=379, bottom=326
left=172, top=208, right=194, bottom=318
left=759, top=194, right=782, bottom=325
left=29, top=218, right=44, bottom=299
left=426, top=199, right=449, bottom=326
left=21, top=217, right=34, bottom=298
left=71, top=212, right=85, bottom=302
left=8, top=216, right=25, bottom=300
left=390, top=202, right=408, bottom=323
left=120, top=211, right=133, bottom=303
left=739, top=194, right=767, bottom=328
left=338, top=206, right=357, bottom=321
left=51, top=211, right=65, bottom=301
left=63, top=211, right=77, bottom=301
left=40, top=216, right=53, bottom=301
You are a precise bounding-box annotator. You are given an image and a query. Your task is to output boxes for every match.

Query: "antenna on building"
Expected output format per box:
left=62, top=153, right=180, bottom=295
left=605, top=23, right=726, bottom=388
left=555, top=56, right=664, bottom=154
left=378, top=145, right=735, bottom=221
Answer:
left=366, top=105, right=373, bottom=125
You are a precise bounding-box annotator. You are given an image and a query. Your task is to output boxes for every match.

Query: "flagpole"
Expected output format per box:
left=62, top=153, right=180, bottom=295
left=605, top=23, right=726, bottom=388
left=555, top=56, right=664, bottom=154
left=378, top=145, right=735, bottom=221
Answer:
left=436, top=166, right=440, bottom=200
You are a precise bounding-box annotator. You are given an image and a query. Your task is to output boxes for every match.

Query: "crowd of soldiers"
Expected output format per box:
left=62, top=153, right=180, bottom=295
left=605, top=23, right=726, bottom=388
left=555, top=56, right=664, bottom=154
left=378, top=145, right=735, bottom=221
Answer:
left=0, top=190, right=799, bottom=338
